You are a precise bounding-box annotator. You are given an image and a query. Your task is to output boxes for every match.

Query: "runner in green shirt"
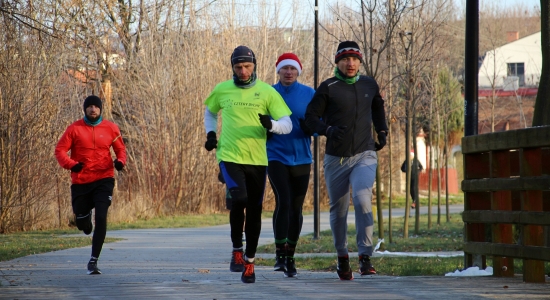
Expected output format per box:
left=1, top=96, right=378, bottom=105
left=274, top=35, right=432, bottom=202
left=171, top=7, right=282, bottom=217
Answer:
left=203, top=45, right=291, bottom=284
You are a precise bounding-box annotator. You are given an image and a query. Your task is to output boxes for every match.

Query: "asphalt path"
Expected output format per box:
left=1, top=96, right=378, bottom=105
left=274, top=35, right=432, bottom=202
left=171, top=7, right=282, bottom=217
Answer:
left=1, top=204, right=549, bottom=299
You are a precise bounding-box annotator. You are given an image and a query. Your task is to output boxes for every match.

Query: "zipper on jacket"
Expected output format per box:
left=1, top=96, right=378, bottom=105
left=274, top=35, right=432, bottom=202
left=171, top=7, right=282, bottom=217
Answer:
left=352, top=84, right=359, bottom=154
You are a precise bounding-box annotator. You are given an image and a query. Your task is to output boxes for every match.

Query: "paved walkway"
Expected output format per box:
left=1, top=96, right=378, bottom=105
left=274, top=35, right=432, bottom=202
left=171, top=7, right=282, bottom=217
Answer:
left=1, top=205, right=549, bottom=299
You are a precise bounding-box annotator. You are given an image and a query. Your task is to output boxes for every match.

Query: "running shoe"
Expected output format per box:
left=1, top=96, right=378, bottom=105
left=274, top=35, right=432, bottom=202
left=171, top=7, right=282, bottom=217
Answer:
left=359, top=255, right=376, bottom=275
left=284, top=256, right=297, bottom=278
left=274, top=254, right=286, bottom=272
left=230, top=249, right=245, bottom=272
left=336, top=255, right=353, bottom=280
left=241, top=260, right=255, bottom=283
left=87, top=259, right=101, bottom=275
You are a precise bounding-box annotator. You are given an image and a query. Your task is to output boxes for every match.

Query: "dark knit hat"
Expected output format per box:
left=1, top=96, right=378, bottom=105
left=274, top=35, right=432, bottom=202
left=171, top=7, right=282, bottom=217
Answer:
left=231, top=45, right=256, bottom=66
left=83, top=95, right=102, bottom=112
left=334, top=41, right=363, bottom=63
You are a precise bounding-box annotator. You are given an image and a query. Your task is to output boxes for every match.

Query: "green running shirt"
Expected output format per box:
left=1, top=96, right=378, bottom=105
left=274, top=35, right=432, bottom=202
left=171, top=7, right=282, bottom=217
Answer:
left=204, top=79, right=291, bottom=166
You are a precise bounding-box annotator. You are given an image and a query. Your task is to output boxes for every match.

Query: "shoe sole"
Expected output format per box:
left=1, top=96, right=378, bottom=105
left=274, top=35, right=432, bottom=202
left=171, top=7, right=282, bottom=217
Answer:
left=241, top=276, right=255, bottom=283
left=230, top=266, right=244, bottom=272
left=274, top=266, right=286, bottom=272
left=87, top=270, right=101, bottom=275
left=337, top=272, right=354, bottom=280
left=284, top=273, right=297, bottom=278
left=360, top=271, right=376, bottom=275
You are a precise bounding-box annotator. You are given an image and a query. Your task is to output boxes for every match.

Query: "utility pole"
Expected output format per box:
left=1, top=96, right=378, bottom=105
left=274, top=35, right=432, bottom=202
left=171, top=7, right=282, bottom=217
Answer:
left=313, top=0, right=320, bottom=240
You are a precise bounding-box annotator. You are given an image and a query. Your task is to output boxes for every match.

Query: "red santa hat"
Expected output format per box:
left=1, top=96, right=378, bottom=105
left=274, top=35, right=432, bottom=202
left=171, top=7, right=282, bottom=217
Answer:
left=275, top=53, right=303, bottom=75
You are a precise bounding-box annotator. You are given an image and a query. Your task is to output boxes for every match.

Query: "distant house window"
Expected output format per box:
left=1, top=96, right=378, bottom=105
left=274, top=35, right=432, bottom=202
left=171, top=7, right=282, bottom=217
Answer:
left=507, top=63, right=525, bottom=86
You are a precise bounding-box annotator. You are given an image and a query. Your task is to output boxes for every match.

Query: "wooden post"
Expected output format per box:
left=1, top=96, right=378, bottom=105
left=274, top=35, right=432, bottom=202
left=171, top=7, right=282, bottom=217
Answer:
left=490, top=150, right=514, bottom=277
left=464, top=152, right=491, bottom=269
left=520, top=148, right=545, bottom=283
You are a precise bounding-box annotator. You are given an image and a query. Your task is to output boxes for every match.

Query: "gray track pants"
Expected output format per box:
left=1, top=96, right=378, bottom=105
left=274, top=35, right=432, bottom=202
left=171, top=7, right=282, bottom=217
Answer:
left=324, top=150, right=377, bottom=257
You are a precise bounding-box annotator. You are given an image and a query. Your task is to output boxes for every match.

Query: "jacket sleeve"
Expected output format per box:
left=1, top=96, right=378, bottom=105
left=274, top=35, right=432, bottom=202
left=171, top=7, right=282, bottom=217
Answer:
left=54, top=125, right=78, bottom=170
left=371, top=84, right=388, bottom=133
left=111, top=125, right=127, bottom=165
left=304, top=82, right=329, bottom=135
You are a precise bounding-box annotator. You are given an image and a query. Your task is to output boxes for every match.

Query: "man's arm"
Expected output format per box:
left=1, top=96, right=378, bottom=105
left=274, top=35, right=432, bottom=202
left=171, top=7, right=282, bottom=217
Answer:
left=111, top=126, right=127, bottom=165
left=204, top=108, right=218, bottom=134
left=269, top=116, right=292, bottom=134
left=371, top=84, right=388, bottom=134
left=54, top=126, right=78, bottom=170
left=305, top=83, right=329, bottom=135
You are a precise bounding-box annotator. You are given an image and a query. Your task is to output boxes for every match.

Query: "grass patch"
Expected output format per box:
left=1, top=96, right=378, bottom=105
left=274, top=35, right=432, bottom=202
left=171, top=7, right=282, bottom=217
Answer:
left=257, top=213, right=464, bottom=254
left=256, top=213, right=468, bottom=276
left=381, top=193, right=464, bottom=209
left=108, top=211, right=273, bottom=230
left=0, top=231, right=120, bottom=262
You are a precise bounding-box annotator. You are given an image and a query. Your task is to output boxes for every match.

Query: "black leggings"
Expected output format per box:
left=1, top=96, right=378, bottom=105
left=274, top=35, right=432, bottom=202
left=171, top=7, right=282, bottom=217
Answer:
left=219, top=162, right=266, bottom=259
left=71, top=178, right=114, bottom=258
left=268, top=161, right=310, bottom=244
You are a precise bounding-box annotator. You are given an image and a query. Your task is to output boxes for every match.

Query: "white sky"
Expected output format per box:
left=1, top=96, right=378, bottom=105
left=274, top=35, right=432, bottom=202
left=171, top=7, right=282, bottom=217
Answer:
left=459, top=0, right=541, bottom=10
left=276, top=0, right=540, bottom=28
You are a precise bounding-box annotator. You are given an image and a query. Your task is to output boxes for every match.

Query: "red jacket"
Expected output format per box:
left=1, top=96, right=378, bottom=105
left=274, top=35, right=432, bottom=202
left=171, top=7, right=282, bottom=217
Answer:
left=55, top=119, right=127, bottom=184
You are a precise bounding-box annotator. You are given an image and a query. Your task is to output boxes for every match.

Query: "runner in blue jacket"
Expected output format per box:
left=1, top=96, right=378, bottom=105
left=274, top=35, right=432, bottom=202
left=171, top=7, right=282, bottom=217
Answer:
left=267, top=53, right=315, bottom=278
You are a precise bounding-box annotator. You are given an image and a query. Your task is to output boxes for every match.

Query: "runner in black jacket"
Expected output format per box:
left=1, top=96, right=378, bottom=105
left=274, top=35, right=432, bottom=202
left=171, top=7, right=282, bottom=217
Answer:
left=304, top=40, right=388, bottom=280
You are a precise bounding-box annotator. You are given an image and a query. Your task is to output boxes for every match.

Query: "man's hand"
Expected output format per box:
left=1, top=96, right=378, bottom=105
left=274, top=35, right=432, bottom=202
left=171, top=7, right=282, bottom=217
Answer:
left=71, top=162, right=84, bottom=173
left=375, top=131, right=387, bottom=151
left=258, top=114, right=272, bottom=130
left=299, top=118, right=313, bottom=136
left=114, top=159, right=124, bottom=171
left=204, top=131, right=217, bottom=151
left=326, top=126, right=347, bottom=142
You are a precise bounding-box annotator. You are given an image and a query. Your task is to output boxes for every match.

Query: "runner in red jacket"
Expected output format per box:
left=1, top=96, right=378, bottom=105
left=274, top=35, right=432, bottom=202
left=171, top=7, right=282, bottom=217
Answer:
left=55, top=95, right=126, bottom=275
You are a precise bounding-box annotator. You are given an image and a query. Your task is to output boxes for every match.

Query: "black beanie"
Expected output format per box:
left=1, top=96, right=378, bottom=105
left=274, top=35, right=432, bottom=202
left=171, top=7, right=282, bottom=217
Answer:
left=335, top=41, right=363, bottom=63
left=83, top=95, right=102, bottom=112
left=231, top=46, right=256, bottom=66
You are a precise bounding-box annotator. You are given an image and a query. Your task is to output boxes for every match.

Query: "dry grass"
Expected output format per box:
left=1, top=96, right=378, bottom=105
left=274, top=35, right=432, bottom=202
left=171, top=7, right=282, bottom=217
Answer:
left=0, top=1, right=540, bottom=233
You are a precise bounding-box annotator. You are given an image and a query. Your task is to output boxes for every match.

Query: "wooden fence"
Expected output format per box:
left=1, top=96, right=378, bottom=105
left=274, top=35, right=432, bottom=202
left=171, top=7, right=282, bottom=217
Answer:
left=461, top=126, right=550, bottom=283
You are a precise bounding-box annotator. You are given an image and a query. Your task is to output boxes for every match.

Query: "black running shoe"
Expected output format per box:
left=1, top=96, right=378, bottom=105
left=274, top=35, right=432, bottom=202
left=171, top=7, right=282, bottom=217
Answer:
left=359, top=255, right=376, bottom=275
left=87, top=260, right=101, bottom=275
left=284, top=256, right=297, bottom=278
left=274, top=255, right=286, bottom=271
left=230, top=250, right=245, bottom=272
left=336, top=256, right=353, bottom=280
left=241, top=261, right=255, bottom=283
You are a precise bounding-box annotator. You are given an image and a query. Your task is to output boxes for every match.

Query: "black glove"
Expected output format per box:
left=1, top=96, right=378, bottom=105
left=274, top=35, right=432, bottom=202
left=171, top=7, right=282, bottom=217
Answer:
left=299, top=118, right=313, bottom=136
left=71, top=162, right=84, bottom=173
left=204, top=131, right=217, bottom=151
left=375, top=131, right=387, bottom=151
left=266, top=130, right=274, bottom=140
left=114, top=159, right=124, bottom=171
left=326, top=126, right=347, bottom=141
left=258, top=113, right=272, bottom=130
